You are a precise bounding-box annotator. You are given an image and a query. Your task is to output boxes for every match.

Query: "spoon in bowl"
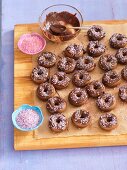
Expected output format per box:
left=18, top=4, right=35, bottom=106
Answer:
left=50, top=24, right=89, bottom=34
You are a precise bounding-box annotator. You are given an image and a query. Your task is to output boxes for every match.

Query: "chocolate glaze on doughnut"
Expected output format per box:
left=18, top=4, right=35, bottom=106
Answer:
left=99, top=113, right=118, bottom=131
left=68, top=88, right=88, bottom=106
left=49, top=114, right=68, bottom=132
left=109, top=33, right=127, bottom=49
left=46, top=96, right=67, bottom=114
left=102, top=70, right=121, bottom=87
left=96, top=93, right=116, bottom=111
left=87, top=41, right=106, bottom=57
left=51, top=72, right=70, bottom=90
left=119, top=85, right=127, bottom=102
left=76, top=55, right=96, bottom=71
left=71, top=110, right=91, bottom=128
left=86, top=80, right=105, bottom=98
left=37, top=82, right=55, bottom=101
left=116, top=48, right=127, bottom=64
left=72, top=70, right=91, bottom=87
left=64, top=44, right=85, bottom=60
left=99, top=54, right=117, bottom=71
left=31, top=66, right=49, bottom=84
left=121, top=66, right=127, bottom=81
left=37, top=52, right=56, bottom=68
left=87, top=25, right=105, bottom=41
left=57, top=56, right=76, bottom=73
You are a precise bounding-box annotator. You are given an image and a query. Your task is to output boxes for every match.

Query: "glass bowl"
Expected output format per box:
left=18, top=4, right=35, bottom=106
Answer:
left=39, top=4, right=83, bottom=42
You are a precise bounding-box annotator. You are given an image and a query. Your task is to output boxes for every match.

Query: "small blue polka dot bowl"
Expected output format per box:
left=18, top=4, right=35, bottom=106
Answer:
left=12, top=104, right=44, bottom=132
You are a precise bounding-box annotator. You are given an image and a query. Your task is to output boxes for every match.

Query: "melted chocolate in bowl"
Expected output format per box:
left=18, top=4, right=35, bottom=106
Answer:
left=42, top=11, right=80, bottom=42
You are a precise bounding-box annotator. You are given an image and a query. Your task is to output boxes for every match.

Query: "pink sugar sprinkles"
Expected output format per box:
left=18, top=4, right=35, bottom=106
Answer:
left=18, top=33, right=46, bottom=55
left=16, top=109, right=40, bottom=129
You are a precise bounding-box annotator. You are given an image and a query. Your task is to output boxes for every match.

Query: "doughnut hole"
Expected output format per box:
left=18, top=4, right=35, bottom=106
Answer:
left=94, top=44, right=99, bottom=48
left=95, top=27, right=100, bottom=32
left=47, top=56, right=52, bottom=61
left=38, top=70, right=43, bottom=75
left=117, top=36, right=123, bottom=41
left=84, top=59, right=90, bottom=64
left=80, top=111, right=88, bottom=118
left=94, top=84, right=100, bottom=90
left=44, top=87, right=48, bottom=93
left=56, top=117, right=62, bottom=123
left=107, top=116, right=113, bottom=122
left=110, top=74, right=117, bottom=79
left=54, top=101, right=59, bottom=106
left=105, top=97, right=110, bottom=103
left=67, top=60, right=71, bottom=65
left=79, top=74, right=83, bottom=80
left=58, top=76, right=63, bottom=81
left=76, top=92, right=82, bottom=98
left=107, top=57, right=112, bottom=62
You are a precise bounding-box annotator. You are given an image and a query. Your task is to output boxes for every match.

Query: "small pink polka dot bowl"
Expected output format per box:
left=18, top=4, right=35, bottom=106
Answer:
left=18, top=33, right=46, bottom=55
left=12, top=104, right=44, bottom=132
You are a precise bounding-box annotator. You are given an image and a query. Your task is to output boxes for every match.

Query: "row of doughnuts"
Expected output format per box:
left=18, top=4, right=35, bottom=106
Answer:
left=31, top=45, right=127, bottom=83
left=48, top=112, right=118, bottom=132
left=31, top=47, right=127, bottom=74
left=57, top=47, right=127, bottom=74
left=31, top=51, right=127, bottom=86
left=31, top=44, right=127, bottom=81
left=87, top=25, right=127, bottom=49
left=37, top=84, right=127, bottom=113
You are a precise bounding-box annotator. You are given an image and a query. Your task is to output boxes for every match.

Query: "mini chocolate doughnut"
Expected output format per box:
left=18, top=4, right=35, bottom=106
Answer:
left=72, top=70, right=91, bottom=87
left=119, top=85, right=127, bottom=102
left=121, top=66, right=127, bottom=81
left=57, top=57, right=76, bottom=73
left=31, top=66, right=49, bottom=84
left=87, top=41, right=106, bottom=57
left=68, top=88, right=88, bottom=106
left=96, top=93, right=116, bottom=111
left=115, top=48, right=127, bottom=64
left=87, top=25, right=105, bottom=41
left=99, top=54, right=117, bottom=71
left=99, top=113, right=118, bottom=131
left=102, top=70, right=121, bottom=87
left=51, top=72, right=70, bottom=90
left=109, top=33, right=127, bottom=49
left=71, top=110, right=91, bottom=128
left=46, top=96, right=67, bottom=114
left=76, top=55, right=96, bottom=71
left=49, top=114, right=68, bottom=132
left=37, top=82, right=55, bottom=101
left=64, top=44, right=84, bottom=59
left=86, top=80, right=105, bottom=98
left=37, top=52, right=56, bottom=68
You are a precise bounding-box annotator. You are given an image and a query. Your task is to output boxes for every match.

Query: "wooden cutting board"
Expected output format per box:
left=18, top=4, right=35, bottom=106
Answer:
left=14, top=20, right=127, bottom=150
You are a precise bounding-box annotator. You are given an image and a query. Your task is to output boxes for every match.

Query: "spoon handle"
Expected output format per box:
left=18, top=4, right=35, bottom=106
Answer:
left=69, top=26, right=90, bottom=30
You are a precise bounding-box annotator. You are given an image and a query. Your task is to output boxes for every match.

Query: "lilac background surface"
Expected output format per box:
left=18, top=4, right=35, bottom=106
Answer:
left=1, top=0, right=127, bottom=169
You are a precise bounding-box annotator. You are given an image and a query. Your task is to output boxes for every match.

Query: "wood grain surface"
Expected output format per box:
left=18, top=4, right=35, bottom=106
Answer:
left=14, top=21, right=127, bottom=150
